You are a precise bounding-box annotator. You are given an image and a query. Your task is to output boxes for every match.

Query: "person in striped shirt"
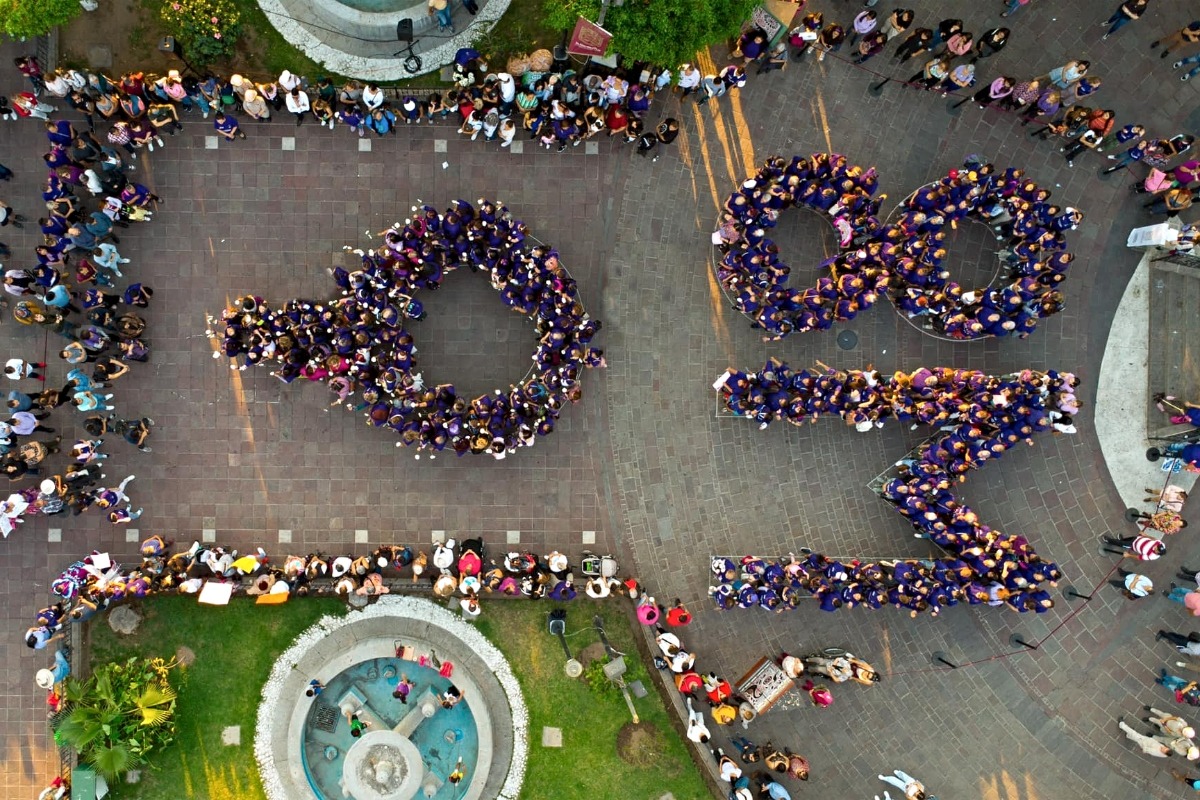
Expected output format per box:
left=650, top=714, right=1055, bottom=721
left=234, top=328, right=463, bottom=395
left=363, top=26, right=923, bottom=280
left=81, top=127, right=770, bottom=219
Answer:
left=1102, top=534, right=1165, bottom=561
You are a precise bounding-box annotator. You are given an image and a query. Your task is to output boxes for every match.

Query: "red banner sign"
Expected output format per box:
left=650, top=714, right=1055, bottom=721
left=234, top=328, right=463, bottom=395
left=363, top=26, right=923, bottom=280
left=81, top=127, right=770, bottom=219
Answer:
left=567, top=16, right=613, bottom=58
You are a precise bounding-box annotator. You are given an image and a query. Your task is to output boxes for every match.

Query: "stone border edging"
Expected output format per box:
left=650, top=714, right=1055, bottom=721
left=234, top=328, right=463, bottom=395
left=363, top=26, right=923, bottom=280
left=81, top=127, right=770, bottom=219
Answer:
left=254, top=595, right=527, bottom=800
left=254, top=0, right=512, bottom=81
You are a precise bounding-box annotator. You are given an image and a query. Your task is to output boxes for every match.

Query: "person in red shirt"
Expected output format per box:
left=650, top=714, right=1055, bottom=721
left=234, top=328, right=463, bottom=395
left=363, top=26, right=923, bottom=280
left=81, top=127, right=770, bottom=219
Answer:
left=666, top=598, right=692, bottom=626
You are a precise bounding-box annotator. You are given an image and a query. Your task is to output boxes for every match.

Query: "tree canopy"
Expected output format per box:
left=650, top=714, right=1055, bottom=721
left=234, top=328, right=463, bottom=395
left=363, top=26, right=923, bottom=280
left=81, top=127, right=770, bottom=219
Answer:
left=544, top=0, right=758, bottom=68
left=0, top=0, right=82, bottom=40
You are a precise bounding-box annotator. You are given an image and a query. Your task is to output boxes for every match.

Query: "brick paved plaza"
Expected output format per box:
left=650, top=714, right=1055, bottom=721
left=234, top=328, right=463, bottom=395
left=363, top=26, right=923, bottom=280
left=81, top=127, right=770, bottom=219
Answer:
left=2, top=1, right=1200, bottom=797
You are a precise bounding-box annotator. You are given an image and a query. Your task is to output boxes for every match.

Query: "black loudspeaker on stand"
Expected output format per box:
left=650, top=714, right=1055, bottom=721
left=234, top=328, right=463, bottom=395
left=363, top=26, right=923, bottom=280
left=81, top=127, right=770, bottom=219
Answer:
left=394, top=19, right=422, bottom=74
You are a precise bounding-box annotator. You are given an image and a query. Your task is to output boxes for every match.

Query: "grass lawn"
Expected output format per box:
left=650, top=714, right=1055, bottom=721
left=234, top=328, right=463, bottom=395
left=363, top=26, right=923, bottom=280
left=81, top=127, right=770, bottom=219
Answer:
left=476, top=602, right=711, bottom=800
left=85, top=595, right=345, bottom=800
left=84, top=596, right=709, bottom=800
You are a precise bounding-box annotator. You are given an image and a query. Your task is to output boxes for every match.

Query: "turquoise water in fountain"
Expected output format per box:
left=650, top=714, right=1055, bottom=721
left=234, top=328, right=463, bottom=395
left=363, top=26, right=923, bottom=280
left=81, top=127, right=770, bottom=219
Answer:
left=301, top=657, right=479, bottom=799
left=332, top=0, right=412, bottom=13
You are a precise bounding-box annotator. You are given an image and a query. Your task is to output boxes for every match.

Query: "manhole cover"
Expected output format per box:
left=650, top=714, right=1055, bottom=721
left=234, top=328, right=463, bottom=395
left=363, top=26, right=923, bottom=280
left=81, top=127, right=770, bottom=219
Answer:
left=837, top=330, right=858, bottom=350
left=313, top=703, right=339, bottom=733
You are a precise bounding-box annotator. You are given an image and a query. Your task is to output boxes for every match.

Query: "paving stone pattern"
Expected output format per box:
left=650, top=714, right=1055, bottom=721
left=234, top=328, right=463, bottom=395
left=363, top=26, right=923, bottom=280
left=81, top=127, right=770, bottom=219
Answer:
left=1147, top=262, right=1200, bottom=435
left=1, top=0, right=1200, bottom=797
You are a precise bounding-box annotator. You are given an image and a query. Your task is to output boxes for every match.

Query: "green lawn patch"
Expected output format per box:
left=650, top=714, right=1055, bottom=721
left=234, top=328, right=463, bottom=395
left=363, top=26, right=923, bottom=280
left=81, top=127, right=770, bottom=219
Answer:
left=84, top=596, right=708, bottom=800
left=475, top=602, right=710, bottom=800
left=86, top=595, right=345, bottom=800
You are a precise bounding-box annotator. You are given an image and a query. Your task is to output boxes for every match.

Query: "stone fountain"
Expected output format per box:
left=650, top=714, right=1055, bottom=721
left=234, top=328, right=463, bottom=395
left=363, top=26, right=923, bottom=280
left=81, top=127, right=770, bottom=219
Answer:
left=341, top=730, right=423, bottom=799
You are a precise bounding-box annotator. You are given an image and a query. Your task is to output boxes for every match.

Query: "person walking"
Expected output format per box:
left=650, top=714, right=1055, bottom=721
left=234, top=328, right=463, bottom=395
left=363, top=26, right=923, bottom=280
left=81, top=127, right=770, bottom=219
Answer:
left=1147, top=706, right=1197, bottom=739
left=35, top=648, right=70, bottom=689
left=652, top=118, right=679, bottom=163
left=1158, top=669, right=1200, bottom=706
left=1102, top=534, right=1164, bottom=561
left=5, top=358, right=47, bottom=381
left=1112, top=569, right=1154, bottom=599
left=878, top=769, right=926, bottom=799
left=1173, top=54, right=1200, bottom=82
left=685, top=696, right=710, bottom=742
left=1168, top=584, right=1200, bottom=616
left=1102, top=135, right=1150, bottom=173
left=1157, top=732, right=1200, bottom=760
left=1001, top=0, right=1034, bottom=19
left=1170, top=769, right=1200, bottom=791
left=1119, top=719, right=1172, bottom=756
left=1152, top=20, right=1200, bottom=58
left=0, top=201, right=26, bottom=229
left=428, top=0, right=453, bottom=33
left=1100, top=0, right=1149, bottom=40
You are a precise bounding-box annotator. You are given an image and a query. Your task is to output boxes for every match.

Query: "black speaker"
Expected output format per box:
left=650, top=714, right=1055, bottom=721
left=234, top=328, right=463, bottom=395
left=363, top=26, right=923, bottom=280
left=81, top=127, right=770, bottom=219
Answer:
left=397, top=18, right=413, bottom=42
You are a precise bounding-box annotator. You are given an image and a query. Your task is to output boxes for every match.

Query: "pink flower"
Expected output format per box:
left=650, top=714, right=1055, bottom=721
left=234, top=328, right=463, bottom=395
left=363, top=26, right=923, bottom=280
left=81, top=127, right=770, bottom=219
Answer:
left=211, top=15, right=218, bottom=22
left=214, top=32, right=221, bottom=38
left=171, top=2, right=179, bottom=8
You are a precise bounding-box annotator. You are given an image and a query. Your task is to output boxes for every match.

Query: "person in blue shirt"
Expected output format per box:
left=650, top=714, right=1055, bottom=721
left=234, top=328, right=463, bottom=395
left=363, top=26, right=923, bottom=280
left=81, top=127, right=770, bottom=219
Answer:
left=756, top=776, right=792, bottom=800
left=212, top=112, right=246, bottom=141
left=1170, top=769, right=1200, bottom=791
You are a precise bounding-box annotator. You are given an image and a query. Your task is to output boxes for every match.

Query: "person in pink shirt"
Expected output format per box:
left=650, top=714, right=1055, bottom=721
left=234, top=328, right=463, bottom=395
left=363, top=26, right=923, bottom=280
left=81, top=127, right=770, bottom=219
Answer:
left=939, top=30, right=974, bottom=59
left=1169, top=584, right=1200, bottom=616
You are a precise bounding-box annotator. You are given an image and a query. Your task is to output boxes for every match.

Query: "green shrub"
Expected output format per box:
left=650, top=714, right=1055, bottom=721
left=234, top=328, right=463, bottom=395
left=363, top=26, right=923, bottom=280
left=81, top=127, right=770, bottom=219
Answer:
left=584, top=658, right=618, bottom=697
left=0, top=0, right=83, bottom=39
left=543, top=0, right=757, bottom=68
left=56, top=657, right=179, bottom=782
left=159, top=0, right=242, bottom=66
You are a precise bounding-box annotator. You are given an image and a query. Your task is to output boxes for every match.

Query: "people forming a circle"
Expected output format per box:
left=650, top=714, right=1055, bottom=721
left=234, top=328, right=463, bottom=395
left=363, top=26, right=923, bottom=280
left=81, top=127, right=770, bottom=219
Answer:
left=214, top=199, right=604, bottom=457
left=713, top=154, right=1080, bottom=341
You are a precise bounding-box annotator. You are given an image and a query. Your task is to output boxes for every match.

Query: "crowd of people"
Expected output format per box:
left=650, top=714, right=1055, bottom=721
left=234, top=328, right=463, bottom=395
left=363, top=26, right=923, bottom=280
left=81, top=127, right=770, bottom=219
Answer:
left=714, top=153, right=890, bottom=339
left=212, top=198, right=603, bottom=456
left=1118, top=560, right=1200, bottom=776
left=24, top=529, right=827, bottom=797
left=773, top=9, right=1195, bottom=182
left=451, top=63, right=681, bottom=158
left=714, top=153, right=1077, bottom=341
left=0, top=112, right=157, bottom=540
left=4, top=50, right=685, bottom=162
left=32, top=536, right=632, bottom=629
left=712, top=362, right=1073, bottom=615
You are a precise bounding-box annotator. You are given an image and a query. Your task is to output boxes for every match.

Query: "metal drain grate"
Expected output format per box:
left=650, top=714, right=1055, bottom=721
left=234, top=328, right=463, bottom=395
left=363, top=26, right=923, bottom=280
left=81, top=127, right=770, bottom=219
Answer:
left=313, top=703, right=339, bottom=733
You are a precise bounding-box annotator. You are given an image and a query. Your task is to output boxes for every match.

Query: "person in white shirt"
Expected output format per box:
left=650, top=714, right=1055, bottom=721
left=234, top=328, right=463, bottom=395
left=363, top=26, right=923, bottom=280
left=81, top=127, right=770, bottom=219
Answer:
left=1148, top=707, right=1197, bottom=739
left=1119, top=719, right=1171, bottom=757
left=878, top=769, right=927, bottom=799
left=278, top=70, right=302, bottom=93
left=362, top=83, right=384, bottom=111
left=498, top=118, right=516, bottom=148
left=684, top=696, right=710, bottom=743
left=285, top=88, right=310, bottom=125
left=677, top=64, right=701, bottom=98
left=1158, top=629, right=1200, bottom=655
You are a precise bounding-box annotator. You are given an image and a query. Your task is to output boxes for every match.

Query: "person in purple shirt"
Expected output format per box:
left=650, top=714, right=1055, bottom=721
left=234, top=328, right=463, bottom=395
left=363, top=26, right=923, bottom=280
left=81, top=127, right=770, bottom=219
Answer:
left=212, top=112, right=246, bottom=141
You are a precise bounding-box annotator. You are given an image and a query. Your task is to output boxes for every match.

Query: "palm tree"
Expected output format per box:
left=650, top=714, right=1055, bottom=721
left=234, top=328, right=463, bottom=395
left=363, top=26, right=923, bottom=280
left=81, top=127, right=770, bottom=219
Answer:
left=55, top=658, right=178, bottom=782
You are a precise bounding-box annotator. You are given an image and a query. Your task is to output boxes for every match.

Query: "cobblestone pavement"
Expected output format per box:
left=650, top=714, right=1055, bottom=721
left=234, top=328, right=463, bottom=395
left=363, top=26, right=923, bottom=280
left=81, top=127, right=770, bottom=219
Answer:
left=2, top=0, right=1200, bottom=796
